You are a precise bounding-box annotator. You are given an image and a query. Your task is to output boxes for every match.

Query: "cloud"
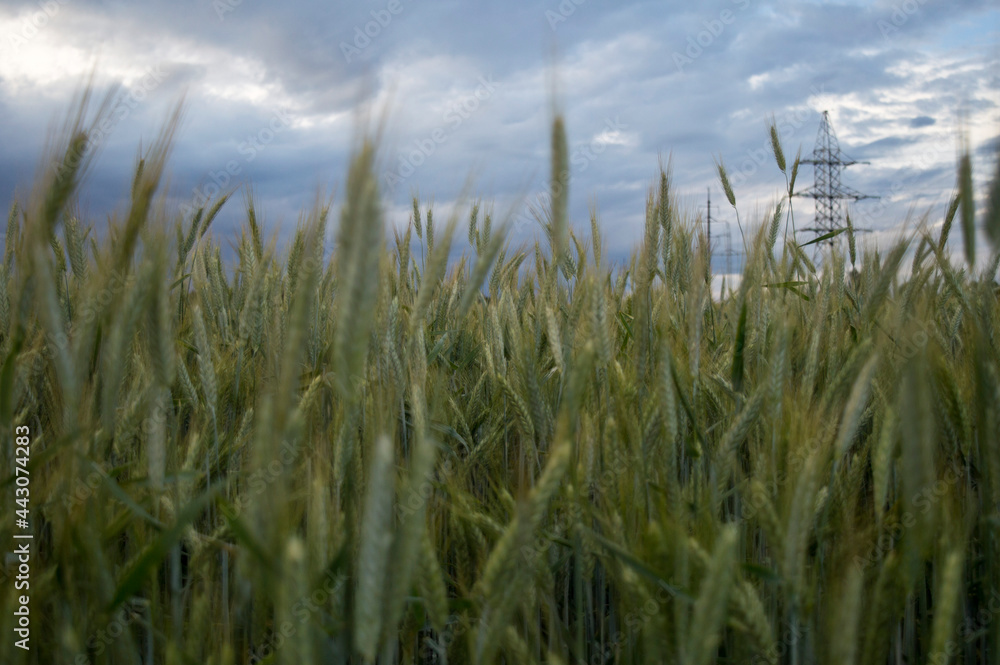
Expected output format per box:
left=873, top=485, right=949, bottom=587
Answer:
left=977, top=135, right=1000, bottom=159
left=0, top=0, right=997, bottom=265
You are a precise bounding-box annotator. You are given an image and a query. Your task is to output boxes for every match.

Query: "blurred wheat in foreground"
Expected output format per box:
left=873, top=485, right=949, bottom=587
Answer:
left=1, top=90, right=999, bottom=665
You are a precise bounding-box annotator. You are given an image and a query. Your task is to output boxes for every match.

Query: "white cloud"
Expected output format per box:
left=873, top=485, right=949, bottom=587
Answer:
left=0, top=0, right=996, bottom=264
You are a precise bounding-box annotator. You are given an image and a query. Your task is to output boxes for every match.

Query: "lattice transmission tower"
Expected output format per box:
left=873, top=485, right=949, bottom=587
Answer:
left=795, top=110, right=878, bottom=240
left=703, top=187, right=741, bottom=278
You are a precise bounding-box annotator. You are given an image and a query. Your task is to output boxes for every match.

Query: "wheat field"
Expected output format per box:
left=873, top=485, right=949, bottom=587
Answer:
left=1, top=90, right=999, bottom=665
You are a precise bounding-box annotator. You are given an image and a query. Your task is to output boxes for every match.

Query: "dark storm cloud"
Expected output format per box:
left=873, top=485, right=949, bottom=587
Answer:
left=1, top=0, right=996, bottom=266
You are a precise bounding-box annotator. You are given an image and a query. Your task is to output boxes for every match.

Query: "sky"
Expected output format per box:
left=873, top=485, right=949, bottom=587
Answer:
left=0, top=0, right=998, bottom=274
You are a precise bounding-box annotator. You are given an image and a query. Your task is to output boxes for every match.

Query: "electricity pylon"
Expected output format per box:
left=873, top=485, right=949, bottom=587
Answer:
left=794, top=110, right=878, bottom=241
